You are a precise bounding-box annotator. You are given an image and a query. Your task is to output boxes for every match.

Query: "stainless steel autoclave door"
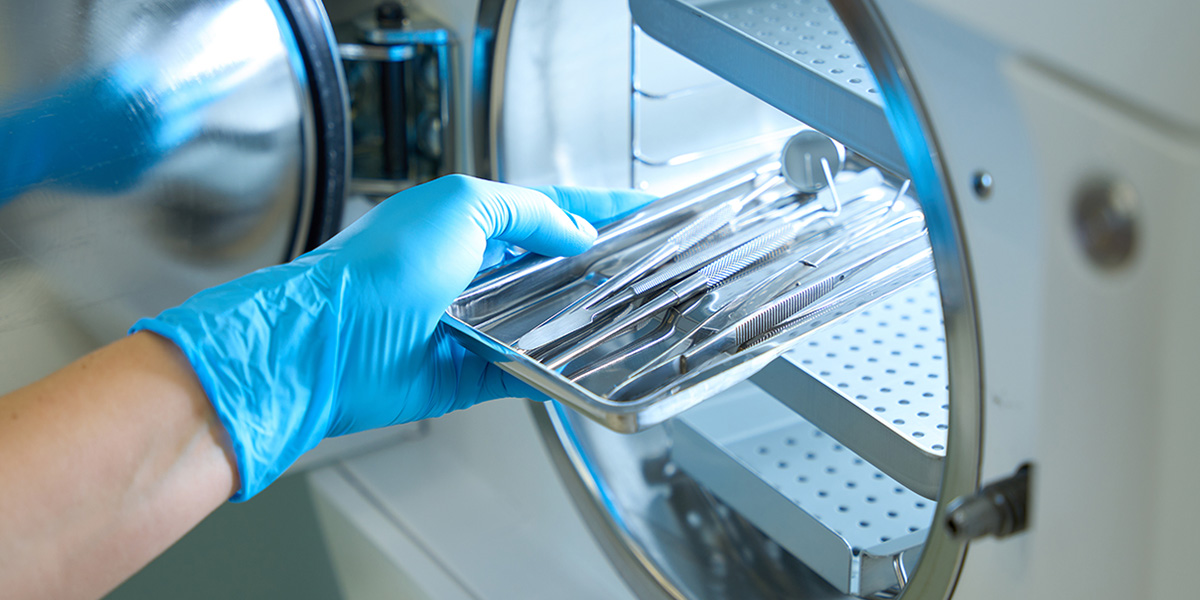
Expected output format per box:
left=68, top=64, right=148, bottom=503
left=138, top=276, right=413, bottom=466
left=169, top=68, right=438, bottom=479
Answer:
left=0, top=0, right=348, bottom=392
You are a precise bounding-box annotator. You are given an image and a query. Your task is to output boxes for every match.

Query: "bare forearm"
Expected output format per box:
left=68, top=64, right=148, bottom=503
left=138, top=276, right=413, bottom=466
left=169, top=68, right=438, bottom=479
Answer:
left=0, top=331, right=238, bottom=599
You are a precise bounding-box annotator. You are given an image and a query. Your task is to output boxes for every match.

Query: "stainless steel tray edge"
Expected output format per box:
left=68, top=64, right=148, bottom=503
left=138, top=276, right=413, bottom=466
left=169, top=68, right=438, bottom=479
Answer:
left=442, top=307, right=802, bottom=433
left=441, top=314, right=649, bottom=432
left=749, top=274, right=947, bottom=499
left=752, top=355, right=943, bottom=498
left=669, top=385, right=936, bottom=595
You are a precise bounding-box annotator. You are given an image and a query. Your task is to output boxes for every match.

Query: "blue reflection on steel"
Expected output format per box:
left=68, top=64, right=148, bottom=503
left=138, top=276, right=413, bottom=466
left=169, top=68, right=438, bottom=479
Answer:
left=0, top=60, right=223, bottom=201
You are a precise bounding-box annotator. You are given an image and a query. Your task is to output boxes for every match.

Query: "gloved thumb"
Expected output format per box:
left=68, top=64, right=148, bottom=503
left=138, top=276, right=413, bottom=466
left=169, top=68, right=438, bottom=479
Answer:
left=474, top=181, right=598, bottom=257
left=533, top=185, right=658, bottom=227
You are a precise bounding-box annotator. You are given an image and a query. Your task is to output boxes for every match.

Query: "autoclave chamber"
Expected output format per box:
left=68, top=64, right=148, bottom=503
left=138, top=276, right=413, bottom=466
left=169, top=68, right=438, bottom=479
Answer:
left=464, top=0, right=991, bottom=597
left=476, top=0, right=1200, bottom=598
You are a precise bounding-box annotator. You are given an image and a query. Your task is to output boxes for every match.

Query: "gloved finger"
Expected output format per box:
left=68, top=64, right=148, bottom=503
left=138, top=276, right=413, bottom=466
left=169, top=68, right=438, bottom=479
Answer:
left=479, top=239, right=511, bottom=271
left=468, top=179, right=599, bottom=257
left=532, top=185, right=658, bottom=227
left=485, top=366, right=550, bottom=404
left=476, top=185, right=656, bottom=272
left=478, top=241, right=532, bottom=274
left=437, top=336, right=550, bottom=413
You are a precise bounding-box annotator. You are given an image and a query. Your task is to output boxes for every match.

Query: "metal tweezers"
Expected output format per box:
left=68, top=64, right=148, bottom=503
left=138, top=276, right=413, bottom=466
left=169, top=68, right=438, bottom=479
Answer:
left=604, top=208, right=927, bottom=398
left=540, top=220, right=806, bottom=368
left=517, top=199, right=804, bottom=355
left=515, top=169, right=888, bottom=355
left=513, top=174, right=785, bottom=352
left=608, top=237, right=933, bottom=401
left=566, top=178, right=917, bottom=383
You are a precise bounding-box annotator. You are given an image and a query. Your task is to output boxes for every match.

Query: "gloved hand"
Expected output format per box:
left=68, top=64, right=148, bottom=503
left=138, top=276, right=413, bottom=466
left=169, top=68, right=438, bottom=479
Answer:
left=131, top=175, right=654, bottom=500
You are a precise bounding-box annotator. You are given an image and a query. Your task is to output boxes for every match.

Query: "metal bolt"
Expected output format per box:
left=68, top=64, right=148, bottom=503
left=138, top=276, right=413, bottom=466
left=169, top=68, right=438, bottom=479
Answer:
left=971, top=170, right=993, bottom=200
left=1073, top=178, right=1138, bottom=270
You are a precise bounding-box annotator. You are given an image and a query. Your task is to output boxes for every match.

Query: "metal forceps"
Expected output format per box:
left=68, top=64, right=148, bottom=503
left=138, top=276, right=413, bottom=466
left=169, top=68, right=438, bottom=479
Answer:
left=580, top=172, right=785, bottom=309
left=735, top=247, right=935, bottom=352
left=524, top=170, right=899, bottom=363
left=608, top=200, right=924, bottom=398
left=540, top=222, right=804, bottom=369
left=518, top=212, right=802, bottom=355
left=622, top=177, right=917, bottom=372
left=564, top=228, right=849, bottom=386
left=512, top=173, right=785, bottom=352
left=559, top=199, right=901, bottom=385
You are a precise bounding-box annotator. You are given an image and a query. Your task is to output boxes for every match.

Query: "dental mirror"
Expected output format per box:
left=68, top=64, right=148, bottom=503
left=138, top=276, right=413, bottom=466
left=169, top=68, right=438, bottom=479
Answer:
left=781, top=129, right=846, bottom=193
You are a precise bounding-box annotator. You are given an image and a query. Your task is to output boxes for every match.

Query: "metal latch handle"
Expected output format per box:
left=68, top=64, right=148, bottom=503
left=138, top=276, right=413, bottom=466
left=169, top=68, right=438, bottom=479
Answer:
left=944, top=464, right=1032, bottom=540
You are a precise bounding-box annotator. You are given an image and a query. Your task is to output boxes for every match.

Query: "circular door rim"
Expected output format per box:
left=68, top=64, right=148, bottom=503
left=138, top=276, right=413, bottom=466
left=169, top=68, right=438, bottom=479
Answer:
left=514, top=0, right=985, bottom=597
left=273, top=0, right=350, bottom=255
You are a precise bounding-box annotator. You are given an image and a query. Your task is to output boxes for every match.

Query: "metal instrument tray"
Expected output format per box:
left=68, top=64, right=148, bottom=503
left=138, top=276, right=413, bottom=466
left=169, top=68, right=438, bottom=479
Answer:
left=443, top=155, right=932, bottom=433
left=670, top=382, right=932, bottom=596
left=629, top=0, right=907, bottom=176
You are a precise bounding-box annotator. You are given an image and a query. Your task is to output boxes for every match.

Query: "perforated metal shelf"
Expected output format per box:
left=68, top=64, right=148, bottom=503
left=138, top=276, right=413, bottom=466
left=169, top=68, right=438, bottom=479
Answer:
left=672, top=383, right=932, bottom=596
left=751, top=274, right=947, bottom=499
left=630, top=0, right=907, bottom=176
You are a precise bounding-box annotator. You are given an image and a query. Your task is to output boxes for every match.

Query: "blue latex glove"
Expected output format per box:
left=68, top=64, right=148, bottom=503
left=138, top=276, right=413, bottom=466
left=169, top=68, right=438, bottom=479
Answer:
left=130, top=175, right=654, bottom=500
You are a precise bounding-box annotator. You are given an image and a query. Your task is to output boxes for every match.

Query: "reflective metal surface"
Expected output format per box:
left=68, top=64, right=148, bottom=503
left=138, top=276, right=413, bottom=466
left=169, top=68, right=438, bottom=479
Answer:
left=477, top=0, right=984, bottom=598
left=534, top=402, right=848, bottom=600
left=336, top=2, right=457, bottom=197
left=470, top=0, right=514, bottom=182
left=482, top=0, right=634, bottom=189
left=750, top=275, right=948, bottom=500
left=630, top=0, right=907, bottom=177
left=671, top=384, right=935, bottom=596
left=447, top=159, right=929, bottom=433
left=1071, top=177, right=1139, bottom=270
left=0, top=0, right=346, bottom=391
left=833, top=1, right=982, bottom=597
left=631, top=25, right=802, bottom=195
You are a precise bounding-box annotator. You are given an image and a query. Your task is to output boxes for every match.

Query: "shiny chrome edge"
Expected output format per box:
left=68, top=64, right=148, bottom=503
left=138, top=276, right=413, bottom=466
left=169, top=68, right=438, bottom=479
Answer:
left=531, top=402, right=683, bottom=600
left=477, top=4, right=689, bottom=583
left=831, top=1, right=983, bottom=598
left=443, top=312, right=670, bottom=433
left=472, top=0, right=518, bottom=180
left=508, top=0, right=982, bottom=594
left=275, top=0, right=350, bottom=253
left=337, top=42, right=418, bottom=62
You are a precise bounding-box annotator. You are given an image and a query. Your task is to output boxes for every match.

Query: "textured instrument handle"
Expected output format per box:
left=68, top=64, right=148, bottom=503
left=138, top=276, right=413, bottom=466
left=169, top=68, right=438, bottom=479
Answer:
left=731, top=275, right=841, bottom=346
left=695, top=226, right=797, bottom=288
left=740, top=252, right=935, bottom=350
left=668, top=203, right=736, bottom=252
left=629, top=225, right=795, bottom=296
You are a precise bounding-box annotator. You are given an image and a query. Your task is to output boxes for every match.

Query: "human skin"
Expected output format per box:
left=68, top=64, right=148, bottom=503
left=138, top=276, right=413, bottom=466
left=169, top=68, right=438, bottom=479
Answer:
left=0, top=331, right=237, bottom=600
